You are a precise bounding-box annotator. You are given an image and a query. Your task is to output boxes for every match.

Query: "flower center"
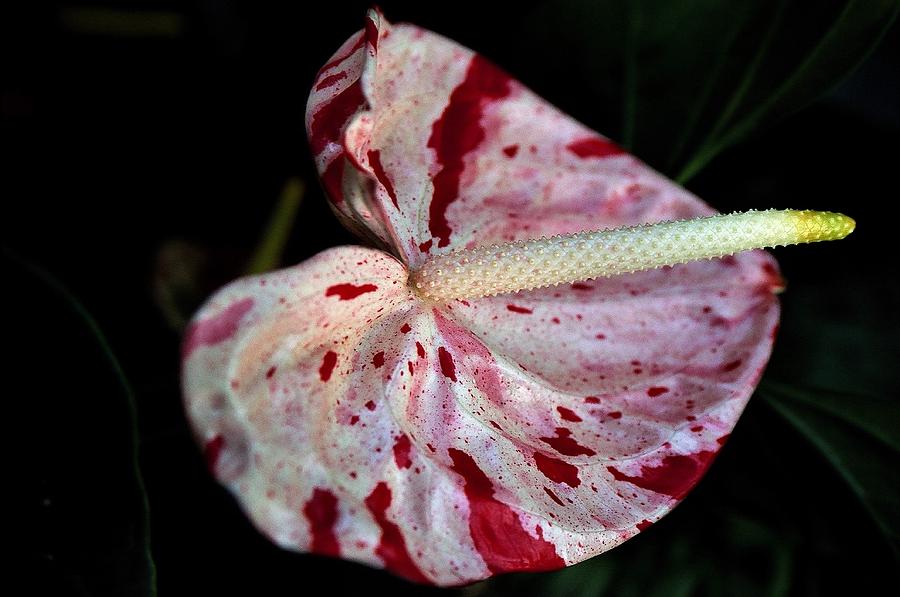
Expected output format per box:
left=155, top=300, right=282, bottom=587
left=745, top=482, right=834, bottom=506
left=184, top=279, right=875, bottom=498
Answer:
left=410, top=209, right=854, bottom=301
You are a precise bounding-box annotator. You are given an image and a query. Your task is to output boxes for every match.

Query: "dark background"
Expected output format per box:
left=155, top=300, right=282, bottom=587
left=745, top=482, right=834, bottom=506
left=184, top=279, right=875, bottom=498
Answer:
left=4, top=1, right=899, bottom=595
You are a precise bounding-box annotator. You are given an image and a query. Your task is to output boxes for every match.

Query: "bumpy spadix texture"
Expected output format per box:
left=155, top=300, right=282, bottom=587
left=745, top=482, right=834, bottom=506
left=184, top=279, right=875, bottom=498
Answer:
left=183, top=10, right=784, bottom=586
left=413, top=210, right=854, bottom=300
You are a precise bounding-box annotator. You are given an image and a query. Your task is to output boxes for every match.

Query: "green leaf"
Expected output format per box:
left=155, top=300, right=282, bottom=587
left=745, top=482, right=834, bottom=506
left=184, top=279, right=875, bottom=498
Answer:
left=516, top=0, right=899, bottom=180
left=760, top=380, right=900, bottom=557
left=245, top=177, right=305, bottom=275
left=7, top=250, right=157, bottom=596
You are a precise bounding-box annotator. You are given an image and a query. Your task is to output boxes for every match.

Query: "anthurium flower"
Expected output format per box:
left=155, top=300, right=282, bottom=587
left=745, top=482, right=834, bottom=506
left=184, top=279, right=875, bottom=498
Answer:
left=182, top=9, right=853, bottom=586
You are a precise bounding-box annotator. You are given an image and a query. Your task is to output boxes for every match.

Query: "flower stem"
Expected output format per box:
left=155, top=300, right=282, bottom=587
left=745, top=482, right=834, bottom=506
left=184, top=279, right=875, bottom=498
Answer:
left=411, top=209, right=854, bottom=301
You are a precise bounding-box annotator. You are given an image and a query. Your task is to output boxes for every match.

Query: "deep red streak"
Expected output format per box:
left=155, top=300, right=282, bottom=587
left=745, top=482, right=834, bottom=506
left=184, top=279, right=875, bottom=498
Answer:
left=364, top=15, right=379, bottom=50
left=400, top=323, right=411, bottom=333
left=393, top=434, right=413, bottom=469
left=204, top=435, right=224, bottom=472
left=364, top=482, right=429, bottom=583
left=315, top=71, right=347, bottom=91
left=543, top=487, right=565, bottom=506
left=416, top=341, right=426, bottom=359
left=722, top=359, right=742, bottom=372
left=556, top=406, right=582, bottom=423
left=321, top=157, right=345, bottom=204
left=534, top=452, right=581, bottom=487
left=182, top=298, right=254, bottom=358
left=607, top=451, right=716, bottom=499
left=372, top=351, right=385, bottom=368
left=319, top=351, right=338, bottom=382
left=584, top=396, right=601, bottom=404
left=438, top=347, right=457, bottom=382
left=303, top=488, right=341, bottom=557
left=418, top=239, right=433, bottom=253
left=365, top=400, right=376, bottom=411
left=636, top=520, right=653, bottom=531
left=506, top=304, right=532, bottom=314
left=566, top=137, right=625, bottom=159
left=309, top=79, right=365, bottom=154
left=540, top=428, right=596, bottom=457
left=427, top=56, right=512, bottom=247
left=316, top=33, right=366, bottom=77
left=367, top=149, right=399, bottom=208
left=571, top=282, right=593, bottom=291
left=448, top=449, right=564, bottom=573
left=326, top=283, right=378, bottom=300
left=647, top=386, right=669, bottom=397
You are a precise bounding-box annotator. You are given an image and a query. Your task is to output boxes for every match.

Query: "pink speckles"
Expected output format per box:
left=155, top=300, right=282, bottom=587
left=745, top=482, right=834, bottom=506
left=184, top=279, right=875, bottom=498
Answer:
left=607, top=451, right=717, bottom=499
left=319, top=350, right=338, bottom=382
left=566, top=137, right=625, bottom=159
left=540, top=428, right=596, bottom=457
left=182, top=297, right=254, bottom=358
left=721, top=359, right=743, bottom=372
left=647, top=386, right=669, bottom=397
left=372, top=351, right=385, bottom=368
left=534, top=452, right=581, bottom=487
left=502, top=144, right=519, bottom=157
left=427, top=55, right=512, bottom=247
left=303, top=488, right=341, bottom=557
left=438, top=346, right=457, bottom=382
left=326, top=283, right=378, bottom=300
left=556, top=406, right=582, bottom=423
left=393, top=434, right=413, bottom=469
left=368, top=149, right=399, bottom=209
left=506, top=304, right=533, bottom=314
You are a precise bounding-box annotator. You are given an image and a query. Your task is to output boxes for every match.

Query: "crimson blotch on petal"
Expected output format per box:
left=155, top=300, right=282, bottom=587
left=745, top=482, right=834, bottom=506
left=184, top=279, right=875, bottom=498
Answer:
left=183, top=9, right=781, bottom=585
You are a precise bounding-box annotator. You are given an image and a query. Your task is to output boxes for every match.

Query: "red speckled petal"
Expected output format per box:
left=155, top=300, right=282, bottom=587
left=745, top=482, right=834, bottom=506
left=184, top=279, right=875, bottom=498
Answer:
left=307, top=11, right=730, bottom=268
left=185, top=8, right=789, bottom=587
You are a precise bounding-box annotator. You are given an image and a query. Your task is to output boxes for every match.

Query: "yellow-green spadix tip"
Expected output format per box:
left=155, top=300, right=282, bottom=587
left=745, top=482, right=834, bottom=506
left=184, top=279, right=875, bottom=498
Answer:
left=411, top=209, right=855, bottom=301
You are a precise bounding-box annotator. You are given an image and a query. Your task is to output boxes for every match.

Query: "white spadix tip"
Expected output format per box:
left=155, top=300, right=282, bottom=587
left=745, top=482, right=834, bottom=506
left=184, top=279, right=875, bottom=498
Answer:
left=410, top=209, right=854, bottom=301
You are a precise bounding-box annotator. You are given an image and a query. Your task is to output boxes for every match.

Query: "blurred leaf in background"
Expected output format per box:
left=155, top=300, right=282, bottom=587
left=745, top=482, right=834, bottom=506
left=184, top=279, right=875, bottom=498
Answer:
left=517, top=0, right=899, bottom=181
left=8, top=251, right=156, bottom=597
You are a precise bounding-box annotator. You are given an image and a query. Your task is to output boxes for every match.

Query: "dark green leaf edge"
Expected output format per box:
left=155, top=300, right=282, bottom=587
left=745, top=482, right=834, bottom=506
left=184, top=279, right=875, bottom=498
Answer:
left=761, top=383, right=900, bottom=559
left=4, top=248, right=158, bottom=596
left=677, top=0, right=900, bottom=182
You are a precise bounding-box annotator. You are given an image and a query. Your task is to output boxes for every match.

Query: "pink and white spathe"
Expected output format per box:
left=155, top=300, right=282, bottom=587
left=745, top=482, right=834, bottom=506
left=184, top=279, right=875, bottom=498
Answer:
left=182, top=9, right=781, bottom=585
